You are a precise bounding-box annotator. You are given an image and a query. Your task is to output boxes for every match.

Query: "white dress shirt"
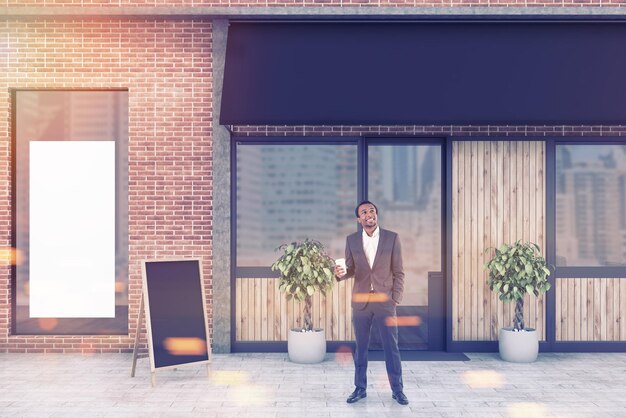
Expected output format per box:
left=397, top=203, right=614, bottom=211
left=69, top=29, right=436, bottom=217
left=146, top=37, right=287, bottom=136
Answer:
left=362, top=227, right=380, bottom=291
left=362, top=226, right=380, bottom=269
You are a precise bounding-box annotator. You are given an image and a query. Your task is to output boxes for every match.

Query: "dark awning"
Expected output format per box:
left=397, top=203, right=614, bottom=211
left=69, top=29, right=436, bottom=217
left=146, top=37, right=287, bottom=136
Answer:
left=221, top=21, right=626, bottom=125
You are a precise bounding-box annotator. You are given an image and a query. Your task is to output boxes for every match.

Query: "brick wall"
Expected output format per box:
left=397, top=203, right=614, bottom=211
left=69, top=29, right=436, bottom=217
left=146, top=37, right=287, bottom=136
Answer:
left=232, top=125, right=626, bottom=137
left=0, top=19, right=213, bottom=353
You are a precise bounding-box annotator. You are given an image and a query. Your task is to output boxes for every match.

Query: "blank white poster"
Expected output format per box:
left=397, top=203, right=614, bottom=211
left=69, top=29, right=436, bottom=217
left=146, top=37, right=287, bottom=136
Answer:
left=29, top=141, right=115, bottom=318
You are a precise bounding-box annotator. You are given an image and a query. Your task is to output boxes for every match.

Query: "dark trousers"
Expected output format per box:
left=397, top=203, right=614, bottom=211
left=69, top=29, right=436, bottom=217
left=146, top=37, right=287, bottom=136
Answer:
left=352, top=298, right=403, bottom=393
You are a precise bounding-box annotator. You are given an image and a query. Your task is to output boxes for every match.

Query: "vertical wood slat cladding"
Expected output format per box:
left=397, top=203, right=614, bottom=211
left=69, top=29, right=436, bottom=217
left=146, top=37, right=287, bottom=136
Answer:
left=452, top=141, right=546, bottom=341
left=235, top=278, right=355, bottom=341
left=556, top=278, right=626, bottom=341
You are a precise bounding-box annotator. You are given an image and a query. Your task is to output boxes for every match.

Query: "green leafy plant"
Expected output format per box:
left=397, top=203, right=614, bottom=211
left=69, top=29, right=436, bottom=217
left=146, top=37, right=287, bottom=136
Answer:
left=271, top=239, right=336, bottom=332
left=484, top=241, right=552, bottom=331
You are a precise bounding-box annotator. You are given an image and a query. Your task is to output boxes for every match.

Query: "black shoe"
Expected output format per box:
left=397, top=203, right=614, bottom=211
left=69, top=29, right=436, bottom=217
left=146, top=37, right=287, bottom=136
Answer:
left=346, top=388, right=367, bottom=404
left=392, top=391, right=409, bottom=405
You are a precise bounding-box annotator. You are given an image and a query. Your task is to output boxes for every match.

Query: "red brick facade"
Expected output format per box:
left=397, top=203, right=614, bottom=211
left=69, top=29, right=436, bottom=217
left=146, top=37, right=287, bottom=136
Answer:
left=232, top=125, right=626, bottom=137
left=0, top=19, right=213, bottom=353
left=2, top=5, right=625, bottom=354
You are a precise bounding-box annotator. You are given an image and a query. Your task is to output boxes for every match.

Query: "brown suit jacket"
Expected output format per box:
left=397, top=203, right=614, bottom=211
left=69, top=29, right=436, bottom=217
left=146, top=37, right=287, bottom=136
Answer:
left=337, top=228, right=405, bottom=310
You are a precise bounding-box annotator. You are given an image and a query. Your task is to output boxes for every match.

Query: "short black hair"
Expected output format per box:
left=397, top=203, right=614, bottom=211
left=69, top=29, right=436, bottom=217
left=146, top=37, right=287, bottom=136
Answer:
left=355, top=200, right=378, bottom=217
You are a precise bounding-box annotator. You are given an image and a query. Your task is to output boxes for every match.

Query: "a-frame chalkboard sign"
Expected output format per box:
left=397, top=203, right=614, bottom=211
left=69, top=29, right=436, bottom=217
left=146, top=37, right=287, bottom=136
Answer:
left=131, top=258, right=211, bottom=386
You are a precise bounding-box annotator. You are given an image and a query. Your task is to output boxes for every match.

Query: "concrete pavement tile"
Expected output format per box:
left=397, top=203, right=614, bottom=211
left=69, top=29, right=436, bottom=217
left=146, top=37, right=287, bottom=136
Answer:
left=2, top=352, right=626, bottom=417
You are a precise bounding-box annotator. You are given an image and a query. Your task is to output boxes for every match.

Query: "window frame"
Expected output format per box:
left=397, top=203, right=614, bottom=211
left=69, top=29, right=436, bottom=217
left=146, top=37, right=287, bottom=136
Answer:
left=230, top=135, right=446, bottom=352
left=231, top=135, right=447, bottom=278
left=11, top=88, right=129, bottom=335
left=232, top=137, right=362, bottom=279
left=548, top=138, right=626, bottom=279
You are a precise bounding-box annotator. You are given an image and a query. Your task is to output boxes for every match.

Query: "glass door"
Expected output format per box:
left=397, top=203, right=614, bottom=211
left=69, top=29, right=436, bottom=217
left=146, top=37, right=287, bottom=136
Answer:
left=367, top=142, right=443, bottom=350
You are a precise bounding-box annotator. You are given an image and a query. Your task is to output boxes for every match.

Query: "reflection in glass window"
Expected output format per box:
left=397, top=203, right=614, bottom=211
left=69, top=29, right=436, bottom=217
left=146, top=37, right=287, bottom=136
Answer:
left=368, top=145, right=442, bottom=306
left=556, top=145, right=626, bottom=266
left=236, top=144, right=358, bottom=266
left=14, top=90, right=128, bottom=334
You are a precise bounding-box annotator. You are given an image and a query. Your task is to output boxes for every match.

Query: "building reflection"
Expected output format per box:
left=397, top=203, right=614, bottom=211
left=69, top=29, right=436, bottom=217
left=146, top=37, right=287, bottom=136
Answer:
left=556, top=145, right=626, bottom=266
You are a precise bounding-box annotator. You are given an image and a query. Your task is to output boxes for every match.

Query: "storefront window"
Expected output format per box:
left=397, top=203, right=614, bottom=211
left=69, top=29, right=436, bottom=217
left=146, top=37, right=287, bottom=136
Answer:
left=14, top=90, right=128, bottom=334
left=368, top=144, right=442, bottom=306
left=556, top=144, right=626, bottom=266
left=236, top=143, right=358, bottom=267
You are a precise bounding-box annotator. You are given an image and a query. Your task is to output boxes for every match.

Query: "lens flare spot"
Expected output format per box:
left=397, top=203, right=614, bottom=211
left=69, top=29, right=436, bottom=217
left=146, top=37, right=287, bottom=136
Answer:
left=334, top=344, right=353, bottom=365
left=230, top=384, right=271, bottom=406
left=79, top=343, right=96, bottom=355
left=37, top=318, right=58, bottom=331
left=163, top=337, right=207, bottom=356
left=373, top=374, right=389, bottom=391
left=211, top=370, right=250, bottom=386
left=353, top=292, right=389, bottom=303
left=115, top=281, right=125, bottom=293
left=507, top=402, right=548, bottom=417
left=0, top=247, right=24, bottom=266
left=462, top=369, right=505, bottom=389
left=385, top=315, right=421, bottom=327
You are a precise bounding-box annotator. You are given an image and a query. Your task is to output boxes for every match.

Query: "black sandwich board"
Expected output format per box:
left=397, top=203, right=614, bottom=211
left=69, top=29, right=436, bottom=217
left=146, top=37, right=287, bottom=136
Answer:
left=131, top=258, right=210, bottom=386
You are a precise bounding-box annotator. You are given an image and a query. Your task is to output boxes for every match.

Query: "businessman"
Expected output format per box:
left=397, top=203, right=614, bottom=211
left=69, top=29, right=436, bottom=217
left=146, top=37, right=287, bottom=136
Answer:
left=335, top=200, right=408, bottom=406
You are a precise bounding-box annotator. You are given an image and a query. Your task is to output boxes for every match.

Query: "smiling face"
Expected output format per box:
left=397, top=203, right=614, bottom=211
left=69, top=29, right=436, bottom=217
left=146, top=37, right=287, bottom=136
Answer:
left=356, top=203, right=378, bottom=233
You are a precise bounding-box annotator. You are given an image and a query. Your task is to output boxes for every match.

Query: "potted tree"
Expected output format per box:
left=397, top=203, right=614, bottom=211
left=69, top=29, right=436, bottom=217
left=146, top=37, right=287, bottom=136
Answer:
left=484, top=241, right=552, bottom=363
left=271, top=239, right=335, bottom=364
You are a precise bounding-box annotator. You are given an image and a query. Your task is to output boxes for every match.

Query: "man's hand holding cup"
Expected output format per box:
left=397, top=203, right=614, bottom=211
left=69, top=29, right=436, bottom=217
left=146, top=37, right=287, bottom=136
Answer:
left=335, top=258, right=347, bottom=278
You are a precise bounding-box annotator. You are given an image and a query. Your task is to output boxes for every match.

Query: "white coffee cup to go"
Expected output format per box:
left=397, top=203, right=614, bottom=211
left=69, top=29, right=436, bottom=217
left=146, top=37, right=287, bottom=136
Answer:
left=335, top=258, right=346, bottom=273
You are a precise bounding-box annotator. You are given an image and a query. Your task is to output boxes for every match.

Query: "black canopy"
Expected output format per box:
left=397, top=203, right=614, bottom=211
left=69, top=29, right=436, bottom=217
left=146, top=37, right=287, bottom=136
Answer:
left=221, top=21, right=626, bottom=125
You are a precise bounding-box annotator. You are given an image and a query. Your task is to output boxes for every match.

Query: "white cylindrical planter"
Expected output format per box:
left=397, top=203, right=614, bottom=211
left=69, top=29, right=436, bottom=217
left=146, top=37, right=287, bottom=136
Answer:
left=288, top=328, right=326, bottom=364
left=498, top=327, right=539, bottom=363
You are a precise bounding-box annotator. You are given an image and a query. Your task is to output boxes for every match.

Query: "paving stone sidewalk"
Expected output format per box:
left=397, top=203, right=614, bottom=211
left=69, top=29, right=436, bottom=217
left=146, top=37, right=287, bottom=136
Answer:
left=2, top=352, right=626, bottom=417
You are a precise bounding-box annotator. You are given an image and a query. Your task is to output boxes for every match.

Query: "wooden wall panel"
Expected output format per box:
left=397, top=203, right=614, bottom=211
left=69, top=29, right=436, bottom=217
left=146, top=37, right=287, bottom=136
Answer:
left=556, top=278, right=626, bottom=341
left=235, top=278, right=355, bottom=341
left=452, top=141, right=546, bottom=341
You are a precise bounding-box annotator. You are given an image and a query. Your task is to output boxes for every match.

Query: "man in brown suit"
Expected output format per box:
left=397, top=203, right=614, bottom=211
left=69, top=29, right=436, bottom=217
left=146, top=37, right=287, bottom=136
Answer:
left=335, top=201, right=408, bottom=405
